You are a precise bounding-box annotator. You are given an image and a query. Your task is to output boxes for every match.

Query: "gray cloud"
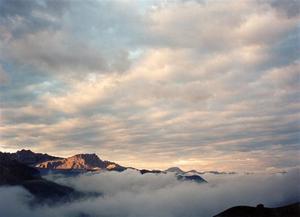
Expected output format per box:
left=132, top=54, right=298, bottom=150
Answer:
left=0, top=0, right=141, bottom=77
left=0, top=0, right=69, bottom=37
left=269, top=0, right=300, bottom=18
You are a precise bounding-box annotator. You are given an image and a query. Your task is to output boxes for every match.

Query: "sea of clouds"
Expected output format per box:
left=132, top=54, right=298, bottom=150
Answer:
left=0, top=169, right=299, bottom=217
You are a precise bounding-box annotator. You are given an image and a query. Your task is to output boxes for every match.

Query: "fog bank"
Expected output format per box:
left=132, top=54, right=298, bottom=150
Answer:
left=0, top=169, right=299, bottom=217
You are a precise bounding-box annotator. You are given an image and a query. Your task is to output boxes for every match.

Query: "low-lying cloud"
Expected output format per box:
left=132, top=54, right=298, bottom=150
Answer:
left=0, top=169, right=299, bottom=217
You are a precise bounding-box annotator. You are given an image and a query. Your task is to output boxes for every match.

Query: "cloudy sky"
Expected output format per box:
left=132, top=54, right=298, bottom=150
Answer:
left=0, top=0, right=299, bottom=172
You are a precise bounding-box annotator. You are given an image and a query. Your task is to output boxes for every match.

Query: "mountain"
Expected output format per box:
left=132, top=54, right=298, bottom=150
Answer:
left=0, top=152, right=79, bottom=203
left=4, top=150, right=127, bottom=173
left=165, top=167, right=186, bottom=174
left=165, top=167, right=207, bottom=183
left=8, top=149, right=62, bottom=165
left=5, top=150, right=206, bottom=183
left=177, top=174, right=207, bottom=183
left=35, top=153, right=127, bottom=172
left=0, top=152, right=40, bottom=185
left=213, top=203, right=300, bottom=217
left=165, top=167, right=236, bottom=176
left=139, top=169, right=165, bottom=175
left=203, top=171, right=237, bottom=175
left=35, top=153, right=106, bottom=170
left=103, top=160, right=127, bottom=172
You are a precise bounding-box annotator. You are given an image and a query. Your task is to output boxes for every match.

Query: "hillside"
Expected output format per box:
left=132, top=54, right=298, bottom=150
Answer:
left=0, top=152, right=78, bottom=203
left=213, top=203, right=300, bottom=217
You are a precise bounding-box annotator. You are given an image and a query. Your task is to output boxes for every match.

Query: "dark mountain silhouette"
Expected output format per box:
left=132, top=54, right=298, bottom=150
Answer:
left=165, top=167, right=207, bottom=183
left=139, top=169, right=165, bottom=175
left=9, top=149, right=62, bottom=165
left=213, top=203, right=300, bottom=217
left=165, top=167, right=236, bottom=176
left=165, top=167, right=186, bottom=174
left=0, top=152, right=79, bottom=203
left=177, top=174, right=207, bottom=183
left=134, top=167, right=207, bottom=183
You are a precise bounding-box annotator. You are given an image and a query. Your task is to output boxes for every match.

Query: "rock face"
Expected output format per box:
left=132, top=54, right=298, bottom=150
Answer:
left=36, top=154, right=106, bottom=170
left=35, top=153, right=127, bottom=172
left=213, top=202, right=300, bottom=217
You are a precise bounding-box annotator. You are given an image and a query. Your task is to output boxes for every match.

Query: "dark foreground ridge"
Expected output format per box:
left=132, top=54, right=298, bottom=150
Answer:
left=0, top=152, right=82, bottom=204
left=213, top=203, right=300, bottom=217
left=10, top=149, right=62, bottom=165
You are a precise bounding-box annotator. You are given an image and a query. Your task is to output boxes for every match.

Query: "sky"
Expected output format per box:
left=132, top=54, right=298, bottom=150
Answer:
left=0, top=0, right=299, bottom=172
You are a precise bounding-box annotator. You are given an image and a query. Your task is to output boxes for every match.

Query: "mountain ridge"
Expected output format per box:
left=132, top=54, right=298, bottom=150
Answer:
left=9, top=149, right=62, bottom=165
left=0, top=152, right=80, bottom=203
left=213, top=203, right=300, bottom=217
left=3, top=149, right=206, bottom=183
left=35, top=153, right=127, bottom=172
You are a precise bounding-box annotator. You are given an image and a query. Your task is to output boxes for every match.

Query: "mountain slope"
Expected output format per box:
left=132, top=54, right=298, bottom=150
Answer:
left=9, top=149, right=62, bottom=165
left=165, top=167, right=185, bottom=174
left=177, top=174, right=207, bottom=183
left=0, top=152, right=78, bottom=202
left=213, top=203, right=300, bottom=217
left=35, top=153, right=106, bottom=170
left=103, top=160, right=127, bottom=172
left=165, top=167, right=207, bottom=183
left=35, top=153, right=127, bottom=172
left=0, top=152, right=40, bottom=184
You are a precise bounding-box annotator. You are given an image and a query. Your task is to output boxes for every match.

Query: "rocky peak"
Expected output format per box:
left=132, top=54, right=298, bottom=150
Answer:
left=67, top=153, right=105, bottom=169
left=16, top=149, right=34, bottom=154
left=72, top=153, right=100, bottom=161
left=36, top=153, right=106, bottom=170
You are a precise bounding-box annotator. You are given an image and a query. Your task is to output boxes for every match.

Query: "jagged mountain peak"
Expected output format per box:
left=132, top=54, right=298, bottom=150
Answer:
left=36, top=153, right=105, bottom=171
left=16, top=149, right=34, bottom=154
left=70, top=153, right=101, bottom=161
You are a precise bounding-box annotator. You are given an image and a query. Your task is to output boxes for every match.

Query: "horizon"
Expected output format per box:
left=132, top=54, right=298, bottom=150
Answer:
left=0, top=147, right=293, bottom=174
left=0, top=0, right=299, bottom=174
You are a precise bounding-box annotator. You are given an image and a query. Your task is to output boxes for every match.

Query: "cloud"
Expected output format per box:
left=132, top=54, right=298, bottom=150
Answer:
left=0, top=170, right=299, bottom=217
left=0, top=0, right=299, bottom=172
left=269, top=0, right=300, bottom=18
left=4, top=30, right=107, bottom=75
left=0, top=0, right=141, bottom=77
left=0, top=64, right=9, bottom=84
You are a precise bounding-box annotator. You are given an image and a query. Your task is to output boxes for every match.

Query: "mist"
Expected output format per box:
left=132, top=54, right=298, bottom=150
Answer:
left=0, top=169, right=299, bottom=217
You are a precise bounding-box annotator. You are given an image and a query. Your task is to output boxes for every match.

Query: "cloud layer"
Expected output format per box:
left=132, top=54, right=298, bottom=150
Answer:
left=0, top=170, right=299, bottom=217
left=0, top=0, right=299, bottom=172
